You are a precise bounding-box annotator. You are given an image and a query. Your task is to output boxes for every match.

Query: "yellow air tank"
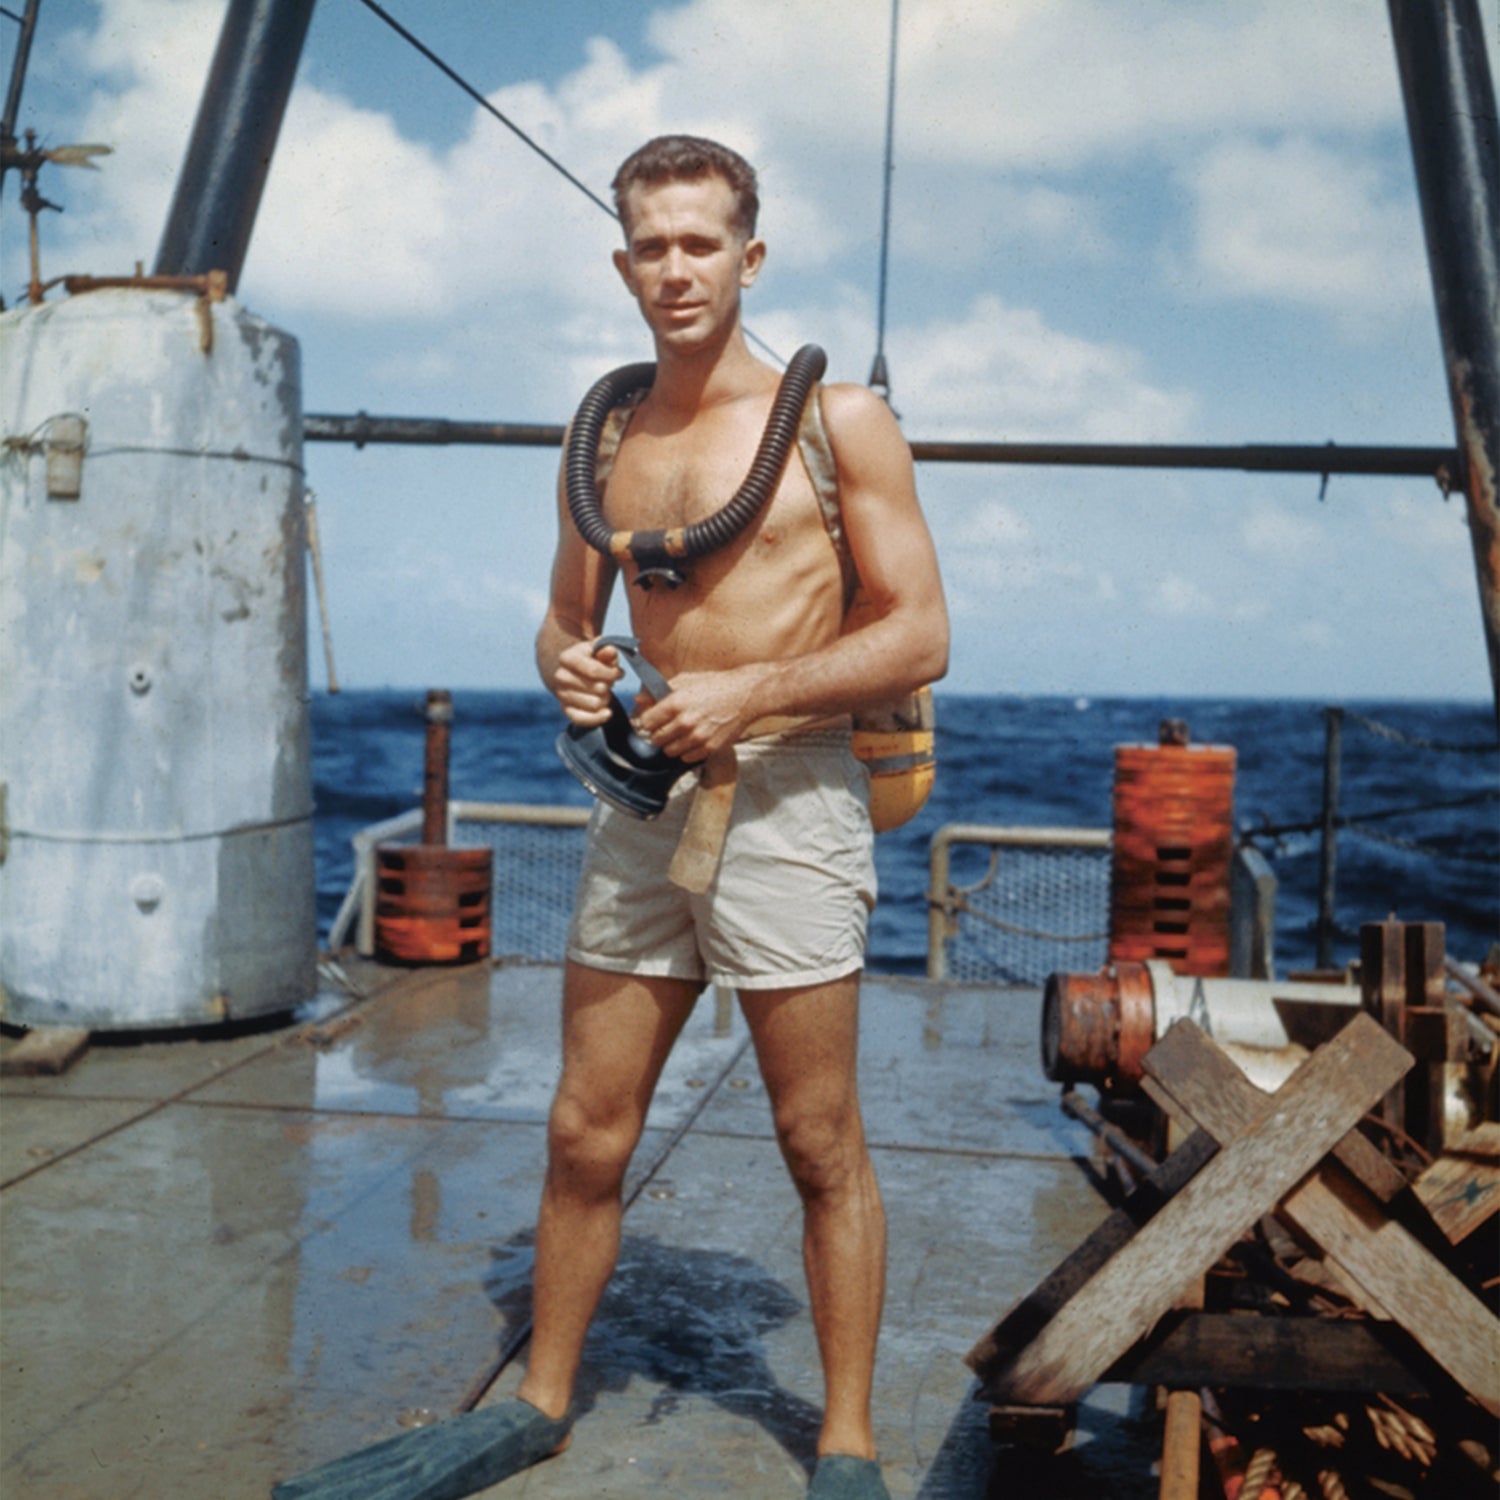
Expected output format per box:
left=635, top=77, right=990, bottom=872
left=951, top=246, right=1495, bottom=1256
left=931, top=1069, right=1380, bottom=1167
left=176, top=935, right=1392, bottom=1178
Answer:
left=853, top=685, right=936, bottom=833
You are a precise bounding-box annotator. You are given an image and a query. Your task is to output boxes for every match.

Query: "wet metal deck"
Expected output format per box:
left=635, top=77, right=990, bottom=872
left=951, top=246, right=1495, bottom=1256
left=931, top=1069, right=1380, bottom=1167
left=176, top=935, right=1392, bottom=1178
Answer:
left=2, top=962, right=1159, bottom=1499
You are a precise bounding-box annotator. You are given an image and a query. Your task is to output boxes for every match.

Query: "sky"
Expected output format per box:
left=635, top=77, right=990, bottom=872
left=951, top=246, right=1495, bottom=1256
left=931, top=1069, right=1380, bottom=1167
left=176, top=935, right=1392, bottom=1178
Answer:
left=2, top=0, right=1496, bottom=701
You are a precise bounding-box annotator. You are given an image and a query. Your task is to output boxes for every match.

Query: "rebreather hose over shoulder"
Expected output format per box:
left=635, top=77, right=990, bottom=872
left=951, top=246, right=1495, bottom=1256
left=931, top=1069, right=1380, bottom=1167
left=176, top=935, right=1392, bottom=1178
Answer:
left=564, top=344, right=829, bottom=590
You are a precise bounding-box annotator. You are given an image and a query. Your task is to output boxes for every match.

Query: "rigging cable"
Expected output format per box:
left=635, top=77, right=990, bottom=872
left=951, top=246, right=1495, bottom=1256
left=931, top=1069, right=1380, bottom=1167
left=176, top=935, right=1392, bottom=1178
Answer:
left=868, top=0, right=900, bottom=400
left=354, top=0, right=616, bottom=219
left=350, top=0, right=785, bottom=366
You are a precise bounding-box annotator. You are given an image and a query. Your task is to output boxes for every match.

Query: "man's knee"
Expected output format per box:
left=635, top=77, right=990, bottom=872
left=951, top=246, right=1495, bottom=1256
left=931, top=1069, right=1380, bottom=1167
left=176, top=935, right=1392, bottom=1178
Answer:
left=774, top=1103, right=870, bottom=1200
left=547, top=1087, right=642, bottom=1193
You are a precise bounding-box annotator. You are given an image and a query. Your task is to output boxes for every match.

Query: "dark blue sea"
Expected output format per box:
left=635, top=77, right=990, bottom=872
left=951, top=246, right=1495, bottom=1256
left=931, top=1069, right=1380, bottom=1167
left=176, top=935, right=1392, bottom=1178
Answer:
left=312, top=692, right=1498, bottom=975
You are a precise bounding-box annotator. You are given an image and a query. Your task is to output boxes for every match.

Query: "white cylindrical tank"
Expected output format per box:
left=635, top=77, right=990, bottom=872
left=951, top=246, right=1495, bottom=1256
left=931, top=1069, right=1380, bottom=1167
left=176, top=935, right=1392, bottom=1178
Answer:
left=0, top=286, right=316, bottom=1029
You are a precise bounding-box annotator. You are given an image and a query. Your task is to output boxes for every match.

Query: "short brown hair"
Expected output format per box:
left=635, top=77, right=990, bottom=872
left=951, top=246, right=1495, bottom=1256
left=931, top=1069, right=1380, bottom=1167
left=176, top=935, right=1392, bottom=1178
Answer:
left=612, top=135, right=760, bottom=239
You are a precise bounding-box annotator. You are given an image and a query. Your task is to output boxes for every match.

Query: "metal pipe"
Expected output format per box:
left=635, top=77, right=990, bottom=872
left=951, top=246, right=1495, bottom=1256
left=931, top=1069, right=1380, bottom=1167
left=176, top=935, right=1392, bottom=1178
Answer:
left=906, top=440, right=1457, bottom=478
left=303, top=413, right=566, bottom=448
left=1446, top=955, right=1500, bottom=1020
left=421, top=690, right=452, bottom=847
left=153, top=0, right=316, bottom=290
left=300, top=412, right=1459, bottom=480
left=1390, top=0, right=1500, bottom=735
left=1315, top=706, right=1343, bottom=968
left=1059, top=1090, right=1159, bottom=1178
left=927, top=827, right=952, bottom=980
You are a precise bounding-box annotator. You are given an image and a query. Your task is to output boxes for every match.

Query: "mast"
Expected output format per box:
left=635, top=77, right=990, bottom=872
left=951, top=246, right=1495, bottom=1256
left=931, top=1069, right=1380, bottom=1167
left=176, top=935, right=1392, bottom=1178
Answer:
left=0, top=0, right=42, bottom=187
left=153, top=0, right=316, bottom=290
left=1389, top=0, right=1500, bottom=730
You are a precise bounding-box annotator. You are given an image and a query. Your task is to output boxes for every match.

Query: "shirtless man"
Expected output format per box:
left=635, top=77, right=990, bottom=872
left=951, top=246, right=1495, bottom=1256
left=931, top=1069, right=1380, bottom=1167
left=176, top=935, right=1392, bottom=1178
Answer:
left=521, top=135, right=948, bottom=1498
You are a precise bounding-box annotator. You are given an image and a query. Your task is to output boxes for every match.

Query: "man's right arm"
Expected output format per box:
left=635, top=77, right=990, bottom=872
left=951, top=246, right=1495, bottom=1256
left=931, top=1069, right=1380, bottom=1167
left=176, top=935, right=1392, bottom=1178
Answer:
left=535, top=456, right=622, bottom=727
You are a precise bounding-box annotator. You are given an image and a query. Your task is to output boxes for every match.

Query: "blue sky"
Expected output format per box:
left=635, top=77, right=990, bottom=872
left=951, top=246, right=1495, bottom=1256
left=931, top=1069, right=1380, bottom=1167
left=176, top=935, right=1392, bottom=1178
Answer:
left=3, top=0, right=1495, bottom=699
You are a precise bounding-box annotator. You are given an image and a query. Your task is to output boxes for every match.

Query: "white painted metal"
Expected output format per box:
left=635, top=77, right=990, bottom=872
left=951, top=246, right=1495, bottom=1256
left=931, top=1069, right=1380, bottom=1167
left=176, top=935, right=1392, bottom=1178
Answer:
left=1144, top=960, right=1364, bottom=1051
left=0, top=288, right=315, bottom=1028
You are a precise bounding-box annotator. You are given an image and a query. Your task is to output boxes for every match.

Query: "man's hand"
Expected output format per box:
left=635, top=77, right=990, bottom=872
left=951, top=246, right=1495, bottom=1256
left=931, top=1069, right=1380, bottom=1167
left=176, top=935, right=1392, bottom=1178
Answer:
left=554, top=639, right=624, bottom=727
left=634, top=663, right=767, bottom=764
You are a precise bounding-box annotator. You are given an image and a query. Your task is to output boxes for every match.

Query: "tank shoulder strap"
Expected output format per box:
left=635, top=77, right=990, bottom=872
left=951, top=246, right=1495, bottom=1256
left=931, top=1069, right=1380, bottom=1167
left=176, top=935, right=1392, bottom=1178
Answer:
left=795, top=383, right=858, bottom=599
left=590, top=380, right=857, bottom=597
left=592, top=387, right=648, bottom=491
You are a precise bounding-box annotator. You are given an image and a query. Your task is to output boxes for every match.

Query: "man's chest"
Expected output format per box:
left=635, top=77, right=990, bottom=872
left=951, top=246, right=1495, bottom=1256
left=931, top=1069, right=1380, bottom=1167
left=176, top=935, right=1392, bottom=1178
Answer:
left=604, top=423, right=815, bottom=535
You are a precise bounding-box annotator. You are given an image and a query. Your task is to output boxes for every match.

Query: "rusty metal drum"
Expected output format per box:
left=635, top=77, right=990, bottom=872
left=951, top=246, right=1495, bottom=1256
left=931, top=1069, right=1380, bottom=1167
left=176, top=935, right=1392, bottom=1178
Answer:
left=374, top=845, right=494, bottom=965
left=0, top=287, right=316, bottom=1028
left=1107, top=729, right=1236, bottom=978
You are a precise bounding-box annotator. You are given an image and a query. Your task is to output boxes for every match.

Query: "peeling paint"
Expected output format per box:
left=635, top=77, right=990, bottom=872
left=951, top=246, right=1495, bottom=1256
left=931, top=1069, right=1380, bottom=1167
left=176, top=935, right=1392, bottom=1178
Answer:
left=0, top=289, right=315, bottom=1028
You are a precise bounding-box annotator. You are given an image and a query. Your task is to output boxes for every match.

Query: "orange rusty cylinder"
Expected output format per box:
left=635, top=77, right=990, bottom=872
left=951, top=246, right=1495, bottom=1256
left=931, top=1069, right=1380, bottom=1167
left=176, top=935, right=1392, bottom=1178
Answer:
left=374, top=844, right=492, bottom=964
left=1042, top=960, right=1154, bottom=1088
left=374, top=689, right=493, bottom=966
left=1108, top=722, right=1235, bottom=977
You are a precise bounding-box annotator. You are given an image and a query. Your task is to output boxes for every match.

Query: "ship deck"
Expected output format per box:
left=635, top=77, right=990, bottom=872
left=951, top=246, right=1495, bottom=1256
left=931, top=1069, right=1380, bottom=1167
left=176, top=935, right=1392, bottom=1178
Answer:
left=1, top=960, right=1160, bottom=1500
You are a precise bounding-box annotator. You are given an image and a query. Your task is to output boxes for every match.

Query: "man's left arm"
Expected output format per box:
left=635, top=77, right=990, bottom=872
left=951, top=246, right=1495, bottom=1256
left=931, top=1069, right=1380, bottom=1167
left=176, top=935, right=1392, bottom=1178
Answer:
left=640, top=383, right=949, bottom=761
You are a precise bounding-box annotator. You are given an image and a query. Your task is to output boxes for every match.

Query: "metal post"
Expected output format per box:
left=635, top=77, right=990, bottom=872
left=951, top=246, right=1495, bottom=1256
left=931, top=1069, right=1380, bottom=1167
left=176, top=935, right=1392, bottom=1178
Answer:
left=1389, top=0, right=1500, bottom=735
left=421, top=690, right=452, bottom=847
left=1315, top=706, right=1343, bottom=969
left=926, top=829, right=952, bottom=979
left=153, top=0, right=316, bottom=290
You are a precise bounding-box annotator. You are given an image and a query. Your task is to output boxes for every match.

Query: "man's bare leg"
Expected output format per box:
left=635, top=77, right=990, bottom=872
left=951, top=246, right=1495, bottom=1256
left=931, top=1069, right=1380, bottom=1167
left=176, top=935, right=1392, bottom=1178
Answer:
left=518, top=961, right=702, bottom=1420
left=741, top=974, right=886, bottom=1461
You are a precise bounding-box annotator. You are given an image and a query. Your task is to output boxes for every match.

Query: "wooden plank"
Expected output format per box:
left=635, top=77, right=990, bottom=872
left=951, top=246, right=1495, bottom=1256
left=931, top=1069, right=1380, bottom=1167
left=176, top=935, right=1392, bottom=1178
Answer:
left=1158, top=1390, right=1200, bottom=1500
left=985, top=1014, right=1410, bottom=1407
left=1143, top=1019, right=1500, bottom=1416
left=964, top=1130, right=1218, bottom=1379
left=1445, top=1122, right=1500, bottom=1159
left=1105, top=1311, right=1431, bottom=1395
left=0, top=1026, right=90, bottom=1077
left=1157, top=1117, right=1204, bottom=1500
left=1294, top=1162, right=1500, bottom=1413
left=1143, top=1021, right=1407, bottom=1206
left=1405, top=921, right=1447, bottom=1008
left=1362, top=920, right=1408, bottom=1133
left=1414, top=1151, right=1500, bottom=1244
left=1143, top=1020, right=1461, bottom=1271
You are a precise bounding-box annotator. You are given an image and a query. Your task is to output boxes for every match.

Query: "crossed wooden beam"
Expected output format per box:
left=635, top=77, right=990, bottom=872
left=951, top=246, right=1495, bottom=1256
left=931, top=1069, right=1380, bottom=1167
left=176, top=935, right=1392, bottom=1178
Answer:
left=966, top=1012, right=1499, bottom=1426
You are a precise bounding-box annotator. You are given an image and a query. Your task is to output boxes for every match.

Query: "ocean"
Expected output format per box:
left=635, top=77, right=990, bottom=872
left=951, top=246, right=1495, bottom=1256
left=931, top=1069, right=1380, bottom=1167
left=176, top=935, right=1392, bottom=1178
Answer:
left=312, top=691, right=1498, bottom=976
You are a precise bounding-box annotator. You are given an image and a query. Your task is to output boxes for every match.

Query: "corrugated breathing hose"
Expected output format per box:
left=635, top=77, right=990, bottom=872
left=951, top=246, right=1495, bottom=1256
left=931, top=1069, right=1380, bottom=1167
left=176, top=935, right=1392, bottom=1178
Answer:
left=564, top=343, right=827, bottom=588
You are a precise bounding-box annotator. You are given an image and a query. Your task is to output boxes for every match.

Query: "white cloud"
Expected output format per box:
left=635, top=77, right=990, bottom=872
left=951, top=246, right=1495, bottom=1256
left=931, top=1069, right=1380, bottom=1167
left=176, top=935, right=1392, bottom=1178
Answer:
left=24, top=0, right=1432, bottom=337
left=36, top=0, right=221, bottom=275
left=1240, top=502, right=1325, bottom=564
left=896, top=0, right=1399, bottom=168
left=1149, top=572, right=1213, bottom=617
left=890, top=293, right=1195, bottom=440
left=1187, top=136, right=1428, bottom=319
left=1293, top=619, right=1336, bottom=650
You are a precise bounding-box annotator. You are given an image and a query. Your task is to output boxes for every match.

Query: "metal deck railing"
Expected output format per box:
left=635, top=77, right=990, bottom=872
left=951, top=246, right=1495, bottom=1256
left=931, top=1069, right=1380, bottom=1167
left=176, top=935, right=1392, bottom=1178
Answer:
left=332, top=805, right=1136, bottom=983
left=925, top=825, right=1113, bottom=984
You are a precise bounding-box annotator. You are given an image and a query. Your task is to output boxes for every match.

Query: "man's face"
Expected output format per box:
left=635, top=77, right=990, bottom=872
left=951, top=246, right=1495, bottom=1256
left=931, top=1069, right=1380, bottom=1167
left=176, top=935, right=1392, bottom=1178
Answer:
left=613, top=174, right=765, bottom=353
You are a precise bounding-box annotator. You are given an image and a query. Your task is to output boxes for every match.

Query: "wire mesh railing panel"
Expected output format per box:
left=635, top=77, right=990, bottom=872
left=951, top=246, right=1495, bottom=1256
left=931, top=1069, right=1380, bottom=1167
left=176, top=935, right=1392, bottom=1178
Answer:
left=453, top=812, right=588, bottom=963
left=932, top=830, right=1111, bottom=986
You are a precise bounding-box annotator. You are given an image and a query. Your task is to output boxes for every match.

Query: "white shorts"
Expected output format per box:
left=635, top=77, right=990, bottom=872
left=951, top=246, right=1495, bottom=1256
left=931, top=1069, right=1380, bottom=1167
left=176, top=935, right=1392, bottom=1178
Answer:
left=566, top=730, right=876, bottom=991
